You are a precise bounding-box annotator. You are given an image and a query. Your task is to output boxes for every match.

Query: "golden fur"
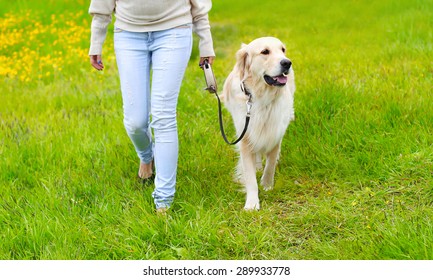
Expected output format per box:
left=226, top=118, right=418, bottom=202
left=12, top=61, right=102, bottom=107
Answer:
left=220, top=37, right=295, bottom=210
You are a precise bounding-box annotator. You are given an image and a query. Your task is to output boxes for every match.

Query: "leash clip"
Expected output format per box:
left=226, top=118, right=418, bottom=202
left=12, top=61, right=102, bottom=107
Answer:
left=246, top=98, right=253, bottom=117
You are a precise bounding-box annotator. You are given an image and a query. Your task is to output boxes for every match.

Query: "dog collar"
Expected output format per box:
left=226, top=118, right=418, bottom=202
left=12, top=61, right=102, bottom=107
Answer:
left=240, top=82, right=252, bottom=97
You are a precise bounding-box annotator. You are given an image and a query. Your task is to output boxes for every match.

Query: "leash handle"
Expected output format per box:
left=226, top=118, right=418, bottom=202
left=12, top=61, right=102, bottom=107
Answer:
left=200, top=59, right=217, bottom=93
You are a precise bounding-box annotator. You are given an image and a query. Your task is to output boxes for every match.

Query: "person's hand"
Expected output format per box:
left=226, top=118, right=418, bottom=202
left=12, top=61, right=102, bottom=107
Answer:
left=199, top=56, right=215, bottom=67
left=90, top=55, right=104, bottom=71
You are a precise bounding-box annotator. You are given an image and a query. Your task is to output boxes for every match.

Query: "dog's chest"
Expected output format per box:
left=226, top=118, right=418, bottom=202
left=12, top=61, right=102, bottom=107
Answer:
left=248, top=95, right=293, bottom=153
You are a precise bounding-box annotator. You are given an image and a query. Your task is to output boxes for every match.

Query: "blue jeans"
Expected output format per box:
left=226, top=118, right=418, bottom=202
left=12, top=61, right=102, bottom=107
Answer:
left=114, top=25, right=192, bottom=209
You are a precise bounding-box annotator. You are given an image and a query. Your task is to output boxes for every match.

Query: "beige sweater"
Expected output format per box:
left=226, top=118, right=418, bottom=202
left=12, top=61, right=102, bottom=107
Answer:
left=89, top=0, right=215, bottom=57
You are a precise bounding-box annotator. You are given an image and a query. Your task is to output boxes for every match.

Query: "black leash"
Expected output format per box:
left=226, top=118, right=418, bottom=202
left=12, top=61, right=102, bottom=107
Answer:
left=215, top=85, right=252, bottom=145
left=200, top=60, right=252, bottom=145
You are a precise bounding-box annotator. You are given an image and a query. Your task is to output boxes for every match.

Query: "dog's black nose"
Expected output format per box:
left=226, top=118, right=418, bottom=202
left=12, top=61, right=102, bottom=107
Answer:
left=280, top=59, right=292, bottom=71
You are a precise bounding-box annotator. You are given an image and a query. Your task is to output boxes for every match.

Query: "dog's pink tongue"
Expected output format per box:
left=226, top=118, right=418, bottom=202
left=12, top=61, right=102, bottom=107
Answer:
left=276, top=75, right=287, bottom=84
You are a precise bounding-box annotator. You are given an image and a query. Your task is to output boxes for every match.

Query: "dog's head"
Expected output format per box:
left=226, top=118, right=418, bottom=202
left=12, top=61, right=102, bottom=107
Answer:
left=235, top=37, right=292, bottom=87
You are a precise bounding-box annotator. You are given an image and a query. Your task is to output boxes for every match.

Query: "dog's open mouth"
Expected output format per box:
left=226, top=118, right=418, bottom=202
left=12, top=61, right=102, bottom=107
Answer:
left=264, top=72, right=288, bottom=86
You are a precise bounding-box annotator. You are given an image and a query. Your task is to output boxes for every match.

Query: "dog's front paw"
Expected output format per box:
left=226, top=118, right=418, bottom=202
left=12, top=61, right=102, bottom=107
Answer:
left=244, top=198, right=260, bottom=210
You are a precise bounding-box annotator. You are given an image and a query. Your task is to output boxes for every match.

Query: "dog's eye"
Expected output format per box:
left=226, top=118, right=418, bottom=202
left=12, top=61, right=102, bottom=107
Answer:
left=282, top=47, right=286, bottom=53
left=261, top=49, right=270, bottom=55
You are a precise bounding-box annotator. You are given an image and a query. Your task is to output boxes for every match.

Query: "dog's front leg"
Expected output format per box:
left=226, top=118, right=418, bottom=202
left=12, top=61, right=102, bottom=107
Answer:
left=240, top=141, right=260, bottom=210
left=261, top=141, right=281, bottom=191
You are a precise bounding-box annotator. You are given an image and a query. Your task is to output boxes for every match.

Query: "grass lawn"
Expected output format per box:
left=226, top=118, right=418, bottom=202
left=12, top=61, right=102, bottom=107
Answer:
left=1, top=0, right=433, bottom=259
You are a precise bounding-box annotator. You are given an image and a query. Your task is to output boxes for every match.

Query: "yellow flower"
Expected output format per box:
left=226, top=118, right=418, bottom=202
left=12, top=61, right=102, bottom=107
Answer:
left=0, top=10, right=91, bottom=83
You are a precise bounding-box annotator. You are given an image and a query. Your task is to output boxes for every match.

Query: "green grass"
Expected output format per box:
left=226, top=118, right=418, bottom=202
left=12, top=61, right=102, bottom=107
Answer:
left=1, top=0, right=433, bottom=260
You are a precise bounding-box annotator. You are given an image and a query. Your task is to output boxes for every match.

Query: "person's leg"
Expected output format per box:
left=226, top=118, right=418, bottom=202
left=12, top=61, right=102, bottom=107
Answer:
left=149, top=26, right=192, bottom=209
left=114, top=30, right=154, bottom=170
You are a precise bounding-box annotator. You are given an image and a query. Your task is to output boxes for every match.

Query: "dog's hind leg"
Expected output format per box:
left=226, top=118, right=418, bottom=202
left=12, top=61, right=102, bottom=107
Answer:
left=261, top=141, right=281, bottom=191
left=255, top=153, right=263, bottom=171
left=239, top=141, right=260, bottom=210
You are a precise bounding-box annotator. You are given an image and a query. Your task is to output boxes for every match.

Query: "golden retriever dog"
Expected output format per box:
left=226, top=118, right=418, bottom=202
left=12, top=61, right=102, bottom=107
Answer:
left=220, top=37, right=295, bottom=210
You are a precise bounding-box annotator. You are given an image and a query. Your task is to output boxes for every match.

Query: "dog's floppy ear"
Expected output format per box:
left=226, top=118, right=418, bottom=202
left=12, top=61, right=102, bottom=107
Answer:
left=235, top=43, right=250, bottom=81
